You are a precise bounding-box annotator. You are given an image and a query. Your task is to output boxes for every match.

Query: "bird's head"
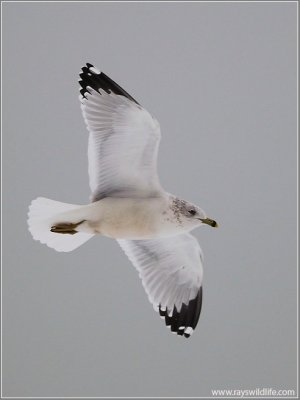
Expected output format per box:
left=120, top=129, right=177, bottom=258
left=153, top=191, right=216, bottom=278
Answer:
left=170, top=197, right=218, bottom=229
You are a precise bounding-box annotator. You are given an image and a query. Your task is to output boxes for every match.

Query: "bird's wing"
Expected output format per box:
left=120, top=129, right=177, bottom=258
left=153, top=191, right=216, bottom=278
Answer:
left=79, top=63, right=162, bottom=201
left=118, top=233, right=204, bottom=338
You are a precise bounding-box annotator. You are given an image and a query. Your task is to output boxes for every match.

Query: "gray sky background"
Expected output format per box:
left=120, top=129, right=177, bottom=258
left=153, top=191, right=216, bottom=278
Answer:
left=2, top=2, right=298, bottom=398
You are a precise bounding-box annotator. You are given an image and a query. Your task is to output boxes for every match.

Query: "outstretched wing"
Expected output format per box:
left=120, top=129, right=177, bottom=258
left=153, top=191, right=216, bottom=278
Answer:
left=118, top=233, right=204, bottom=338
left=79, top=63, right=162, bottom=201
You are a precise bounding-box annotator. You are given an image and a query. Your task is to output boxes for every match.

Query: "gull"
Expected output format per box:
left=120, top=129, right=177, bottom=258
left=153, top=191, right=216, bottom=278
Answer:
left=28, top=63, right=218, bottom=338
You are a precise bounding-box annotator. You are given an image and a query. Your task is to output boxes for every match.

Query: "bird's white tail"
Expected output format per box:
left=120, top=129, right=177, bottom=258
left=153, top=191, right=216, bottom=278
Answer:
left=27, top=197, right=95, bottom=252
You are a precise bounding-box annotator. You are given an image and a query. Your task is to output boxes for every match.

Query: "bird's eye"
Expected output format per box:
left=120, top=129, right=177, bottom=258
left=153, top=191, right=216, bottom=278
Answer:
left=188, top=209, right=196, bottom=216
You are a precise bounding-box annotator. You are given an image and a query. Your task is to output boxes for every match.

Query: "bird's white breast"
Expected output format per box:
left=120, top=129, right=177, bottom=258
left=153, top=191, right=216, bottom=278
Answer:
left=83, top=195, right=192, bottom=240
left=88, top=196, right=165, bottom=239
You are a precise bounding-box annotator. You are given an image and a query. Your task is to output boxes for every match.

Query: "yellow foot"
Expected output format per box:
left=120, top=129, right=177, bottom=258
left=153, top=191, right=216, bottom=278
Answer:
left=50, top=220, right=86, bottom=235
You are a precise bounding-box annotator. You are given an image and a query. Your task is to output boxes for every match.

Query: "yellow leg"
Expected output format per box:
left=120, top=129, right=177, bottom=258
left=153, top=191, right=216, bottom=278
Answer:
left=50, top=220, right=86, bottom=235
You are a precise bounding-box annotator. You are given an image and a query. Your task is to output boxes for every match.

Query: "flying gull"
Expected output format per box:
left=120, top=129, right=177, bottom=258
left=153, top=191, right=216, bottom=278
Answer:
left=28, top=63, right=218, bottom=338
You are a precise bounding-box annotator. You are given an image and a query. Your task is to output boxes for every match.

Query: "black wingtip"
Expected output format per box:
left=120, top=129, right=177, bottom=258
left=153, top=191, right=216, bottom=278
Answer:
left=79, top=63, right=140, bottom=105
left=159, top=287, right=203, bottom=339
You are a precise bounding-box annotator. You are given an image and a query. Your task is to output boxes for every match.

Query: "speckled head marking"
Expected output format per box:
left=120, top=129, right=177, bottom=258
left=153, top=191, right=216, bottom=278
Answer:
left=168, top=196, right=217, bottom=229
left=170, top=197, right=189, bottom=224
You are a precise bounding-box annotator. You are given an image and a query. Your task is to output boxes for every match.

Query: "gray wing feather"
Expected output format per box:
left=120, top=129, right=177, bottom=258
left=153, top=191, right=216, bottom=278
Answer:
left=118, top=233, right=204, bottom=337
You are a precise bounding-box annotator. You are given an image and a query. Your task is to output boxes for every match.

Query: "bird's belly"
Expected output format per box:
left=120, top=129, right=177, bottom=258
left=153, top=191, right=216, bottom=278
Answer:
left=94, top=198, right=162, bottom=239
left=99, top=214, right=157, bottom=239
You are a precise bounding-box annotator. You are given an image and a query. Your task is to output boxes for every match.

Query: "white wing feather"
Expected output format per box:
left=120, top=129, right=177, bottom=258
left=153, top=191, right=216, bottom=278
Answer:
left=118, top=233, right=203, bottom=312
left=80, top=87, right=162, bottom=201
